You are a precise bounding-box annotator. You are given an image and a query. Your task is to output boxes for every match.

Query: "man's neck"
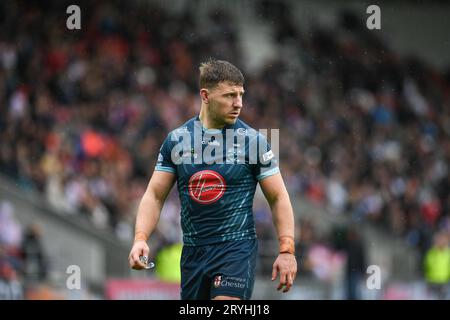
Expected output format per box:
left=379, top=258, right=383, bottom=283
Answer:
left=199, top=106, right=223, bottom=130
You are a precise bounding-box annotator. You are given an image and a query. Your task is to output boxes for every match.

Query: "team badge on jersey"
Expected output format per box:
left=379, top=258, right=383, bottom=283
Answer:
left=213, top=275, right=222, bottom=288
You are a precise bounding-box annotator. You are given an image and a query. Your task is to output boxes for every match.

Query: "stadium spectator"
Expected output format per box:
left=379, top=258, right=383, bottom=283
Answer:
left=424, top=231, right=450, bottom=299
left=21, top=223, right=48, bottom=285
left=0, top=201, right=24, bottom=299
left=343, top=227, right=367, bottom=300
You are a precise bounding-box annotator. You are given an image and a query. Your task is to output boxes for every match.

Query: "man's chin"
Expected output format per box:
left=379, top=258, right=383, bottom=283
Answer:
left=225, top=118, right=238, bottom=125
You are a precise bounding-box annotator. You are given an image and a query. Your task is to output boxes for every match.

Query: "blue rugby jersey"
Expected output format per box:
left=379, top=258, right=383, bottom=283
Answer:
left=155, top=116, right=279, bottom=246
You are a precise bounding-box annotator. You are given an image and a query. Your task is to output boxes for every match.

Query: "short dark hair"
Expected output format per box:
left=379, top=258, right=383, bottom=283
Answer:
left=199, top=58, right=244, bottom=89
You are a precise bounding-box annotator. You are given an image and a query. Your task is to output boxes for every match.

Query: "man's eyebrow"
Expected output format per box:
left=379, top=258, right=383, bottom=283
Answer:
left=223, top=90, right=245, bottom=94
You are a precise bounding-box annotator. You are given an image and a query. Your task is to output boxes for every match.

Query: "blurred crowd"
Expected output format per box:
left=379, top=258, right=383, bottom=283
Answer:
left=0, top=200, right=49, bottom=299
left=0, top=0, right=449, bottom=296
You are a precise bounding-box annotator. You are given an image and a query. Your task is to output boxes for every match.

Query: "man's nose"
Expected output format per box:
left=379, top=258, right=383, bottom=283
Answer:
left=233, top=97, right=242, bottom=108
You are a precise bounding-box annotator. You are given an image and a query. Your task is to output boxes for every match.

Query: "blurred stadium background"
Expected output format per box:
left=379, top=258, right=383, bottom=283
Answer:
left=1, top=0, right=450, bottom=300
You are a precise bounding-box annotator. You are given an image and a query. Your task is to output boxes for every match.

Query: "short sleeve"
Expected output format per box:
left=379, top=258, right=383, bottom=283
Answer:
left=155, top=134, right=177, bottom=174
left=252, top=133, right=280, bottom=181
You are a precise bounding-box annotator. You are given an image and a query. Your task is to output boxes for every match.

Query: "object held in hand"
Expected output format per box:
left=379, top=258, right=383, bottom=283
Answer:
left=139, top=255, right=155, bottom=269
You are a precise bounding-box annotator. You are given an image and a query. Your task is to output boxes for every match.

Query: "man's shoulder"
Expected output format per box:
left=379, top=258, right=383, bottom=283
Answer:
left=234, top=119, right=259, bottom=137
left=167, top=116, right=197, bottom=138
left=235, top=118, right=253, bottom=130
left=234, top=119, right=269, bottom=143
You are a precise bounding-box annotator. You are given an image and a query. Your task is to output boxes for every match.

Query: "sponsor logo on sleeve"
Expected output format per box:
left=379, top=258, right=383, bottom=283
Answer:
left=262, top=150, right=274, bottom=162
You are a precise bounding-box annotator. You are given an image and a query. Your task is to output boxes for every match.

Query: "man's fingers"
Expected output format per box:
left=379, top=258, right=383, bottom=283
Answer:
left=131, top=259, right=145, bottom=270
left=282, top=283, right=292, bottom=293
left=132, top=252, right=146, bottom=267
left=271, top=264, right=278, bottom=281
left=283, top=274, right=293, bottom=293
left=129, top=256, right=141, bottom=270
left=131, top=251, right=139, bottom=263
left=288, top=272, right=294, bottom=286
left=277, top=271, right=295, bottom=292
left=128, top=256, right=133, bottom=268
left=274, top=256, right=297, bottom=292
left=130, top=250, right=147, bottom=269
left=273, top=254, right=298, bottom=292
left=129, top=254, right=139, bottom=269
left=277, top=272, right=287, bottom=291
left=132, top=264, right=142, bottom=270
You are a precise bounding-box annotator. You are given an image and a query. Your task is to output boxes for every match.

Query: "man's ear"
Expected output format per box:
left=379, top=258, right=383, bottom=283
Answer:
left=200, top=89, right=209, bottom=104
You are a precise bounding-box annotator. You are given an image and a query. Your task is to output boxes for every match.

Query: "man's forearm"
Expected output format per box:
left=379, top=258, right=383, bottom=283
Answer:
left=134, top=191, right=164, bottom=242
left=269, top=193, right=296, bottom=254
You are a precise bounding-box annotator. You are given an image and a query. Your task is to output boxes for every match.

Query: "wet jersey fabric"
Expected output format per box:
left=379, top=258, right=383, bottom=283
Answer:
left=155, top=115, right=279, bottom=246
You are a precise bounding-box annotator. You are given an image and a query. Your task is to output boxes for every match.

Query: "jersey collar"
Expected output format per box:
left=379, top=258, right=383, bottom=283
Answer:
left=195, top=115, right=235, bottom=134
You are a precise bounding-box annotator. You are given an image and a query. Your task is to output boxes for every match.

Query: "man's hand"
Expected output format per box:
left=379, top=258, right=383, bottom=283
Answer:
left=272, top=253, right=297, bottom=292
left=128, top=240, right=150, bottom=270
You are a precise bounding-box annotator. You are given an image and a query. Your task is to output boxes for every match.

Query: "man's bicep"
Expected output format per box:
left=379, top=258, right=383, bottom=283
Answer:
left=147, top=170, right=176, bottom=201
left=259, top=172, right=286, bottom=205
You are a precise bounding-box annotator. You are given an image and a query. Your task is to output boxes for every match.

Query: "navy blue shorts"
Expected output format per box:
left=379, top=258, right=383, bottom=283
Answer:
left=180, top=239, right=258, bottom=300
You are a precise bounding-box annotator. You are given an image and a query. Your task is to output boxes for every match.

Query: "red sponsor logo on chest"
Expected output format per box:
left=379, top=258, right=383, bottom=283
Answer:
left=188, top=170, right=226, bottom=204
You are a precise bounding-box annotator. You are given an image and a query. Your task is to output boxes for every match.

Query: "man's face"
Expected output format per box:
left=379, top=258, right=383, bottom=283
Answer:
left=204, top=81, right=244, bottom=127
